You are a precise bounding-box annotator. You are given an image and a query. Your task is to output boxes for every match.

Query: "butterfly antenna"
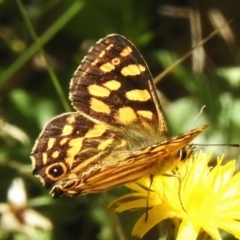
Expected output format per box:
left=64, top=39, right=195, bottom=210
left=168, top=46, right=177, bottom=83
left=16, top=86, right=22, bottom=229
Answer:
left=188, top=105, right=206, bottom=130
left=191, top=143, right=240, bottom=148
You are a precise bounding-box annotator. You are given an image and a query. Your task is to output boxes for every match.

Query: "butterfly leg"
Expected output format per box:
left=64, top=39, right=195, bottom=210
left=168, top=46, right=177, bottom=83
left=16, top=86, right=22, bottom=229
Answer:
left=163, top=173, right=187, bottom=214
left=145, top=174, right=154, bottom=221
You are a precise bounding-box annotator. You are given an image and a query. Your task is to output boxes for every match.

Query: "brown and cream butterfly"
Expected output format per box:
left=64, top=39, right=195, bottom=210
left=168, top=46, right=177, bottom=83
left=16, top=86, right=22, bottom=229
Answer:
left=30, top=34, right=207, bottom=197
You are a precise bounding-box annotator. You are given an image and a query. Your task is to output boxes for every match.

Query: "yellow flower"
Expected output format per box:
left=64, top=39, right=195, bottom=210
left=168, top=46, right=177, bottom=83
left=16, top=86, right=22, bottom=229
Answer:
left=109, top=152, right=240, bottom=239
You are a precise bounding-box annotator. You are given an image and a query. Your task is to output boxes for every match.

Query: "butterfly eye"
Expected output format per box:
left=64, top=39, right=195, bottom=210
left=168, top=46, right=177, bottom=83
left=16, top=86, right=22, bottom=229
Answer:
left=178, top=148, right=188, bottom=161
left=45, top=163, right=67, bottom=180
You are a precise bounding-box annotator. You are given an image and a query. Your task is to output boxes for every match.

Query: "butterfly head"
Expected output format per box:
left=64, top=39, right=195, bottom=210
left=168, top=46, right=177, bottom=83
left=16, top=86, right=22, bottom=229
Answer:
left=178, top=144, right=195, bottom=161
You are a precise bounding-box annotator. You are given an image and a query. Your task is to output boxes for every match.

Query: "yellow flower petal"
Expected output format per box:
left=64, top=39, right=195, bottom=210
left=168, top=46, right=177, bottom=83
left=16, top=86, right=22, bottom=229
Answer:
left=177, top=219, right=201, bottom=240
left=110, top=151, right=240, bottom=239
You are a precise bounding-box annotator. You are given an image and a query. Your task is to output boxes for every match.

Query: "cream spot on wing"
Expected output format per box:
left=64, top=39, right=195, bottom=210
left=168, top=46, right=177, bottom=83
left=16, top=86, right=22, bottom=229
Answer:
left=47, top=138, right=55, bottom=150
left=67, top=138, right=83, bottom=167
left=52, top=151, right=59, bottom=158
left=99, top=50, right=106, bottom=58
left=126, top=89, right=151, bottom=101
left=106, top=44, right=114, bottom=50
left=91, top=59, right=99, bottom=66
left=138, top=64, right=146, bottom=72
left=90, top=98, right=111, bottom=114
left=66, top=115, right=76, bottom=124
left=42, top=153, right=48, bottom=164
left=60, top=138, right=68, bottom=145
left=98, top=138, right=114, bottom=150
left=120, top=46, right=132, bottom=57
left=85, top=122, right=107, bottom=138
left=100, top=62, right=115, bottom=72
left=137, top=110, right=153, bottom=120
left=116, top=107, right=137, bottom=125
left=103, top=80, right=121, bottom=90
left=88, top=84, right=110, bottom=97
left=121, top=64, right=146, bottom=76
left=62, top=125, right=74, bottom=136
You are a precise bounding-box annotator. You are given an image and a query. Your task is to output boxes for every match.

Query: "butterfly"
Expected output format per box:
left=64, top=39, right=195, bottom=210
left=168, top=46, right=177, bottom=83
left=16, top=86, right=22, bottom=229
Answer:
left=30, top=34, right=207, bottom=197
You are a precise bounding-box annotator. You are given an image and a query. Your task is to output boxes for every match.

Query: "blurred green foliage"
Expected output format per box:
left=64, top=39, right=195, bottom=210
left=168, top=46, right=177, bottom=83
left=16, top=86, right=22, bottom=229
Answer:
left=0, top=0, right=240, bottom=239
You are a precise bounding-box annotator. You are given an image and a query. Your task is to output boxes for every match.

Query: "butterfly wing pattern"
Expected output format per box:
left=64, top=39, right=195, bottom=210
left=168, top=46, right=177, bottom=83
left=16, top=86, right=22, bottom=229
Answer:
left=31, top=34, right=207, bottom=197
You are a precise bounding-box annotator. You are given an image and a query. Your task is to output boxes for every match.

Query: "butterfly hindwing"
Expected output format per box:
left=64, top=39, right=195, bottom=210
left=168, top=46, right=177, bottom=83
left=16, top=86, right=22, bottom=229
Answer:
left=31, top=112, right=133, bottom=190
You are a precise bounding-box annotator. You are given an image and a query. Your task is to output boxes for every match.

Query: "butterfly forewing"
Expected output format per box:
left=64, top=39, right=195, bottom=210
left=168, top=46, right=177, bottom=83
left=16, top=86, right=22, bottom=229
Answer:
left=31, top=34, right=206, bottom=197
left=69, top=34, right=168, bottom=135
